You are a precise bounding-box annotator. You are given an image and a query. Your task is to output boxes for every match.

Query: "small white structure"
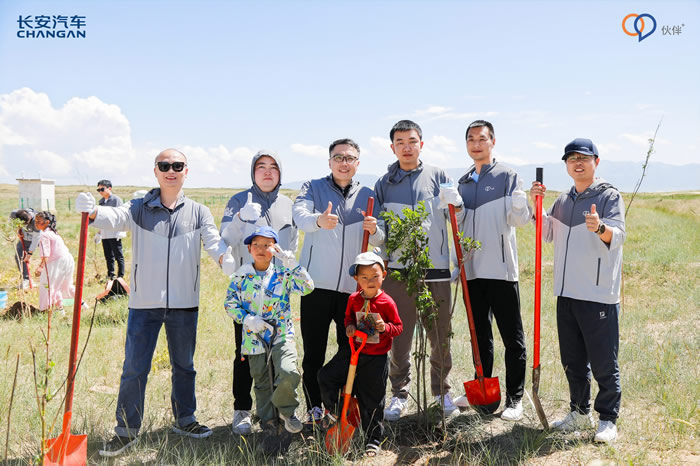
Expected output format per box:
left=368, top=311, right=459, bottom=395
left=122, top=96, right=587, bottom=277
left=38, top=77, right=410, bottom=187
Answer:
left=17, top=178, right=56, bottom=212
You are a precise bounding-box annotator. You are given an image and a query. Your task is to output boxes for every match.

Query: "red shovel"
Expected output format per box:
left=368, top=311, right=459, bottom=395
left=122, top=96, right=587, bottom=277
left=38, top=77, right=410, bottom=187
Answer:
left=325, top=330, right=368, bottom=454
left=448, top=204, right=501, bottom=414
left=44, top=212, right=89, bottom=465
left=532, top=168, right=549, bottom=428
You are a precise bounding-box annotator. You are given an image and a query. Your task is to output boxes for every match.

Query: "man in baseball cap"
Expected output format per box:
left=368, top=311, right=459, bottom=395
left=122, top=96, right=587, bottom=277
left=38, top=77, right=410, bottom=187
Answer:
left=562, top=138, right=599, bottom=160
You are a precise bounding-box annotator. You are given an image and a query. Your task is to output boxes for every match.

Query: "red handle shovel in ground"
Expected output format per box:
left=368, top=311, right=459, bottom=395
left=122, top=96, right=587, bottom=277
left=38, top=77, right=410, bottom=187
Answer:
left=44, top=212, right=89, bottom=465
left=448, top=203, right=501, bottom=414
left=532, top=168, right=549, bottom=429
left=325, top=330, right=368, bottom=454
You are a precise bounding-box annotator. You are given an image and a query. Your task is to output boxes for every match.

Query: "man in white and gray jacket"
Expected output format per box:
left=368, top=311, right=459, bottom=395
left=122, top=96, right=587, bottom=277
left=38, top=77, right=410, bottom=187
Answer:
left=293, top=138, right=383, bottom=426
left=530, top=138, right=625, bottom=444
left=76, top=149, right=229, bottom=457
left=451, top=120, right=531, bottom=421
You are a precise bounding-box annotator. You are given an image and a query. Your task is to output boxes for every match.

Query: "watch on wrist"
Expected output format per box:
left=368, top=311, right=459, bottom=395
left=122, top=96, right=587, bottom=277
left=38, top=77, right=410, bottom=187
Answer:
left=596, top=222, right=606, bottom=235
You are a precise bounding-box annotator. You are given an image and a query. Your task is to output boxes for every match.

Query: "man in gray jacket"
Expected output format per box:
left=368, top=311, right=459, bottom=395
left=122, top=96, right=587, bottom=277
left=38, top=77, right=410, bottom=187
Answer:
left=451, top=120, right=531, bottom=421
left=530, top=138, right=625, bottom=444
left=76, top=149, right=228, bottom=457
left=375, top=120, right=458, bottom=420
left=95, top=179, right=126, bottom=280
left=219, top=149, right=297, bottom=434
left=292, top=138, right=383, bottom=426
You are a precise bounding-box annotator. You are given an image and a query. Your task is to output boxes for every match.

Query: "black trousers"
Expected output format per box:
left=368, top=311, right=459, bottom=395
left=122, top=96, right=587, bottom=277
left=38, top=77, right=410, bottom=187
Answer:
left=300, top=288, right=350, bottom=411
left=318, top=351, right=388, bottom=445
left=102, top=238, right=125, bottom=279
left=557, top=296, right=621, bottom=423
left=467, top=278, right=526, bottom=405
left=15, top=241, right=29, bottom=280
left=232, top=320, right=253, bottom=411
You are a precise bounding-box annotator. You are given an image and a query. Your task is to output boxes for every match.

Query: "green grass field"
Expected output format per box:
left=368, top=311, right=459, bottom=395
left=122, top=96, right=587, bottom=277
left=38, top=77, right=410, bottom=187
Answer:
left=0, top=184, right=698, bottom=464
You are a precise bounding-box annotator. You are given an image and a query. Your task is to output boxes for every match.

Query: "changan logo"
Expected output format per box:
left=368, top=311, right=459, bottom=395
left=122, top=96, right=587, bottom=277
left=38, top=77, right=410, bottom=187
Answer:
left=16, top=15, right=87, bottom=39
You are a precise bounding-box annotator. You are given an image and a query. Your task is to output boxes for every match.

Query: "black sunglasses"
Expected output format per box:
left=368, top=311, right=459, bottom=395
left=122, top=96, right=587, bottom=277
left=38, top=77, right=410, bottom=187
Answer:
left=96, top=187, right=106, bottom=192
left=156, top=161, right=186, bottom=172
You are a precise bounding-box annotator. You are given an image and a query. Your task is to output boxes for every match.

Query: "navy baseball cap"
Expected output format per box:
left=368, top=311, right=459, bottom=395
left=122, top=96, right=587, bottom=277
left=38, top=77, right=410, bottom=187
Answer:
left=243, top=226, right=279, bottom=245
left=562, top=138, right=599, bottom=160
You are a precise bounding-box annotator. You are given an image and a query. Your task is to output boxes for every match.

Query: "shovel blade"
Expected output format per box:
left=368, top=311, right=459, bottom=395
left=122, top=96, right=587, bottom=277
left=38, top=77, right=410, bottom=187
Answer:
left=346, top=397, right=361, bottom=427
left=44, top=433, right=87, bottom=466
left=325, top=421, right=356, bottom=454
left=464, top=376, right=501, bottom=414
left=532, top=367, right=549, bottom=429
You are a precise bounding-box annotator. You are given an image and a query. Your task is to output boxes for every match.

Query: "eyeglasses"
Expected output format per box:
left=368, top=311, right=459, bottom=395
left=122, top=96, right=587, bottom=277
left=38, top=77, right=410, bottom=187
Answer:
left=96, top=187, right=106, bottom=192
left=330, top=155, right=359, bottom=164
left=156, top=161, right=187, bottom=172
left=565, top=154, right=595, bottom=163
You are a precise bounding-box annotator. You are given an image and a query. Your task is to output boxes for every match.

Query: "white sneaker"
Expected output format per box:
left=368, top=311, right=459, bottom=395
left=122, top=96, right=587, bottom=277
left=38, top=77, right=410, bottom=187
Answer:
left=231, top=409, right=252, bottom=435
left=384, top=396, right=408, bottom=421
left=279, top=412, right=303, bottom=433
left=551, top=411, right=595, bottom=432
left=501, top=400, right=523, bottom=421
left=435, top=393, right=458, bottom=417
left=594, top=420, right=617, bottom=444
left=453, top=394, right=470, bottom=409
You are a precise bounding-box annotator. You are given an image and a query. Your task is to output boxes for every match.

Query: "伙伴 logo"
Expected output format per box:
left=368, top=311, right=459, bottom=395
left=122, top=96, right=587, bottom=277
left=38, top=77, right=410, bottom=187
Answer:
left=622, top=13, right=656, bottom=42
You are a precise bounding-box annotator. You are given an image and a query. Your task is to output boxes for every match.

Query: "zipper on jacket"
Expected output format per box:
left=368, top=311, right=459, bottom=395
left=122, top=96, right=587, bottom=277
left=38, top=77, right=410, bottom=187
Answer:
left=134, top=264, right=138, bottom=292
left=500, top=235, right=505, bottom=263
left=596, top=258, right=601, bottom=286
left=335, top=197, right=347, bottom=291
left=559, top=197, right=577, bottom=296
left=440, top=228, right=445, bottom=255
left=194, top=264, right=199, bottom=292
left=306, top=245, right=313, bottom=269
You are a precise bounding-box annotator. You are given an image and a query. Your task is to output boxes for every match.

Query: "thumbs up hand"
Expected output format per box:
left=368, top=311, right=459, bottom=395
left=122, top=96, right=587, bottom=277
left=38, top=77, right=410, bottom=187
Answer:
left=585, top=203, right=601, bottom=232
left=239, top=192, right=262, bottom=222
left=317, top=201, right=339, bottom=229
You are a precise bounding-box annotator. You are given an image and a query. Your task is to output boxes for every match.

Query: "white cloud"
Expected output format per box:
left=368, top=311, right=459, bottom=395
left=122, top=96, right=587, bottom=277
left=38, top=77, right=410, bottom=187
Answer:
left=533, top=141, right=556, bottom=150
left=290, top=143, right=327, bottom=159
left=428, top=135, right=458, bottom=153
left=621, top=132, right=670, bottom=147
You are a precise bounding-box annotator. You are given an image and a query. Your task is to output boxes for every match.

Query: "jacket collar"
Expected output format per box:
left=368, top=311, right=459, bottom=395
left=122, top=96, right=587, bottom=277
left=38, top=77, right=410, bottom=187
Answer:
left=386, top=160, right=424, bottom=184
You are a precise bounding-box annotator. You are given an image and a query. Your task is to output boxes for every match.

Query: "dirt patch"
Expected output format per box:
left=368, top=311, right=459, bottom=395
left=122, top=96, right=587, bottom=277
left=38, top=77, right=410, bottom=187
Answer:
left=1, top=301, right=42, bottom=320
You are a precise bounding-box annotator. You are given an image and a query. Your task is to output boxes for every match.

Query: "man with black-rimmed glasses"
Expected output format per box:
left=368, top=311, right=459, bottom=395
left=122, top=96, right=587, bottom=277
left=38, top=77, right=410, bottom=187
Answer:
left=75, top=148, right=230, bottom=457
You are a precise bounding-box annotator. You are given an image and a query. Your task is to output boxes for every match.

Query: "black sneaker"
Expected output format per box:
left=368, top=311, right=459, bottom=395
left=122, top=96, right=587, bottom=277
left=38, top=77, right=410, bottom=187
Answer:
left=172, top=421, right=212, bottom=439
left=98, top=435, right=138, bottom=457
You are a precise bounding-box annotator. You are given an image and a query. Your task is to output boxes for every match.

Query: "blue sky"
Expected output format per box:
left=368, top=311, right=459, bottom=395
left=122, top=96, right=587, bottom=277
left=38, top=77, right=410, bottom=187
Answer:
left=0, top=0, right=698, bottom=188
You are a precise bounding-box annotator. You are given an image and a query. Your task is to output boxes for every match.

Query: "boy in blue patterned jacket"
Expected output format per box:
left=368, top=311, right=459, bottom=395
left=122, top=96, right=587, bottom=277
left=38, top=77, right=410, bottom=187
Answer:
left=224, top=226, right=314, bottom=433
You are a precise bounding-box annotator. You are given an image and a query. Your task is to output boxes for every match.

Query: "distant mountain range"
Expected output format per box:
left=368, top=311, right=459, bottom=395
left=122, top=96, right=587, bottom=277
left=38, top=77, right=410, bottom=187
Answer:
left=282, top=162, right=700, bottom=193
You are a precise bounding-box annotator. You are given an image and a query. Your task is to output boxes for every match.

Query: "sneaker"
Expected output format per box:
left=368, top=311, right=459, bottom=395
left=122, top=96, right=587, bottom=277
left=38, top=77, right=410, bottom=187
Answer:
left=594, top=420, right=618, bottom=444
left=279, top=412, right=303, bottom=433
left=322, top=409, right=338, bottom=429
left=231, top=410, right=252, bottom=435
left=172, top=421, right=213, bottom=438
left=501, top=400, right=523, bottom=421
left=435, top=393, right=458, bottom=417
left=551, top=411, right=595, bottom=432
left=365, top=439, right=381, bottom=457
left=303, top=406, right=324, bottom=426
left=384, top=396, right=408, bottom=421
left=454, top=394, right=470, bottom=409
left=98, top=435, right=138, bottom=457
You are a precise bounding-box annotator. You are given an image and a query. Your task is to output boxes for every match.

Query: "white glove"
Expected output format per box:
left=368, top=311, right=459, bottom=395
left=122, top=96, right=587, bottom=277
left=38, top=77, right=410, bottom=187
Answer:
left=239, top=192, right=262, bottom=222
left=439, top=184, right=463, bottom=209
left=75, top=192, right=96, bottom=214
left=270, top=244, right=298, bottom=269
left=243, top=314, right=268, bottom=333
left=221, top=246, right=237, bottom=275
left=94, top=233, right=102, bottom=244
left=512, top=179, right=528, bottom=211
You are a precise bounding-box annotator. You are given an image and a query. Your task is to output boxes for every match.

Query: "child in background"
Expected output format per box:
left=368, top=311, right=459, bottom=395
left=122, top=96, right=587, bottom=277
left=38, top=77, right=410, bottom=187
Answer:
left=33, top=211, right=75, bottom=313
left=318, top=251, right=403, bottom=457
left=224, top=226, right=314, bottom=434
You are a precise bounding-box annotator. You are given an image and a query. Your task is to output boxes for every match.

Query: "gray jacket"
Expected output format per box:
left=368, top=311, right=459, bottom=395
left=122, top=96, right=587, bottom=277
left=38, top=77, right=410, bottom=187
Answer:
left=374, top=161, right=452, bottom=280
left=456, top=160, right=531, bottom=281
left=293, top=175, right=384, bottom=294
left=91, top=188, right=227, bottom=309
left=220, top=152, right=297, bottom=267
left=543, top=179, right=626, bottom=304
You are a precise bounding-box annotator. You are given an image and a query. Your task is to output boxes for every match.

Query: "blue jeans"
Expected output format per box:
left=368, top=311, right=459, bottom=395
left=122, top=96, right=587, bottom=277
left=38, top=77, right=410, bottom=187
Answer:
left=115, top=308, right=199, bottom=437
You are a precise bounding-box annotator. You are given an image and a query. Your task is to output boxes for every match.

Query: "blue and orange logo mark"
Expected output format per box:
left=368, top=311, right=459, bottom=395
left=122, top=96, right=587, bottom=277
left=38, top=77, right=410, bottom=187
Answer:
left=622, top=13, right=657, bottom=41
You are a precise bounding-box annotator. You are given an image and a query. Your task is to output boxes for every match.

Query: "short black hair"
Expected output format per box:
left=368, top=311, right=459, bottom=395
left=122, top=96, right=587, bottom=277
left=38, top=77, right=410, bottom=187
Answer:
left=12, top=209, right=33, bottom=224
left=36, top=211, right=57, bottom=232
left=329, top=138, right=360, bottom=156
left=97, top=179, right=112, bottom=188
left=390, top=120, right=423, bottom=142
left=466, top=120, right=495, bottom=141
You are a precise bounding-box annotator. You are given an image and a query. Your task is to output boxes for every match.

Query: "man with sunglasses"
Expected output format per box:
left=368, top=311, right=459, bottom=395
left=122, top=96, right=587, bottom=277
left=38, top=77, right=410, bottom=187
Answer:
left=218, top=149, right=298, bottom=435
left=95, top=180, right=126, bottom=281
left=530, top=138, right=625, bottom=444
left=75, top=148, right=229, bottom=457
left=292, top=138, right=383, bottom=427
